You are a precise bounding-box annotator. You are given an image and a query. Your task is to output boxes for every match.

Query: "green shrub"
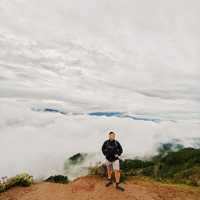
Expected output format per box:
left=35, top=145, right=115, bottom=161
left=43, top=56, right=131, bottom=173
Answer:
left=0, top=173, right=33, bottom=193
left=120, top=159, right=153, bottom=173
left=0, top=183, right=6, bottom=193
left=45, top=175, right=69, bottom=184
left=6, top=173, right=33, bottom=189
left=88, top=162, right=127, bottom=182
left=88, top=163, right=106, bottom=177
left=173, top=166, right=200, bottom=186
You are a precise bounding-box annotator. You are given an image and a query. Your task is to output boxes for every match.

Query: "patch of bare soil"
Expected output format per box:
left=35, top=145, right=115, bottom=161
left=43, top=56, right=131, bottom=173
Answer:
left=1, top=176, right=200, bottom=200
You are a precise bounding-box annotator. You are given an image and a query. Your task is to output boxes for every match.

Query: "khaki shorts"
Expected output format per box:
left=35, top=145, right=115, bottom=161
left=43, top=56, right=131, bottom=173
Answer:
left=105, top=158, right=120, bottom=170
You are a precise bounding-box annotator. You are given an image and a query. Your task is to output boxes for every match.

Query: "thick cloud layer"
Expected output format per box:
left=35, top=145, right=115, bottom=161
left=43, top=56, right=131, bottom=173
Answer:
left=0, top=0, right=199, bottom=180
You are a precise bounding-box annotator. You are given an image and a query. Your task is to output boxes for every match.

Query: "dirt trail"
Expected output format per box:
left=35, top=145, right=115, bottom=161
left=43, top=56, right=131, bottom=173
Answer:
left=1, top=176, right=200, bottom=200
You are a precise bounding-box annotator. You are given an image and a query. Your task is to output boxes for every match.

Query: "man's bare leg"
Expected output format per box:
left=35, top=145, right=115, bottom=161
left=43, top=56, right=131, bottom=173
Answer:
left=115, top=169, right=125, bottom=191
left=114, top=169, right=120, bottom=183
left=105, top=165, right=113, bottom=187
left=107, top=165, right=112, bottom=179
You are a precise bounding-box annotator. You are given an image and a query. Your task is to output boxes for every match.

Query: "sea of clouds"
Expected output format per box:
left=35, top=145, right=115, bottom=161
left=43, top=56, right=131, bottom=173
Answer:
left=0, top=0, right=199, bottom=180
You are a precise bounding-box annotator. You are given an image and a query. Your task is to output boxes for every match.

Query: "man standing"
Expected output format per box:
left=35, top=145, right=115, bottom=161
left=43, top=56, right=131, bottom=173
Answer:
left=101, top=131, right=125, bottom=191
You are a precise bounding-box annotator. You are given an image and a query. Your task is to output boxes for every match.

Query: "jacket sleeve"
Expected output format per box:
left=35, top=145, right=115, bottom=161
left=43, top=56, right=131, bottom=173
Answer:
left=101, top=141, right=108, bottom=156
left=117, top=141, right=123, bottom=156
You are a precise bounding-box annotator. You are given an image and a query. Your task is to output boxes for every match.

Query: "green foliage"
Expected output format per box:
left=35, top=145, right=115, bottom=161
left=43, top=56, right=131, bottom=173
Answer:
left=149, top=147, right=200, bottom=186
left=88, top=147, right=200, bottom=186
left=88, top=159, right=153, bottom=182
left=161, top=147, right=200, bottom=166
left=45, top=175, right=69, bottom=184
left=174, top=166, right=200, bottom=186
left=0, top=173, right=33, bottom=193
left=88, top=162, right=127, bottom=182
left=0, top=183, right=6, bottom=193
left=120, top=159, right=153, bottom=174
left=153, top=148, right=200, bottom=180
left=88, top=163, right=106, bottom=177
left=153, top=141, right=184, bottom=162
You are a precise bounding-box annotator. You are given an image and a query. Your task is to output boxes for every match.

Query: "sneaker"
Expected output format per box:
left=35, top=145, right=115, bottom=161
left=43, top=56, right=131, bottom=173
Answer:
left=115, top=183, right=125, bottom=191
left=105, top=178, right=113, bottom=187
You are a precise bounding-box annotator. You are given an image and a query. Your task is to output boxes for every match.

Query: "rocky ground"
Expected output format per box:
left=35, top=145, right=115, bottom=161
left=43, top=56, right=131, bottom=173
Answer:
left=1, top=176, right=200, bottom=200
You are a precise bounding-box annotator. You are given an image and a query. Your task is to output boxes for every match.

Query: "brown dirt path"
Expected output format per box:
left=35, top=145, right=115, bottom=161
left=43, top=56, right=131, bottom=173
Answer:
left=1, top=176, right=200, bottom=200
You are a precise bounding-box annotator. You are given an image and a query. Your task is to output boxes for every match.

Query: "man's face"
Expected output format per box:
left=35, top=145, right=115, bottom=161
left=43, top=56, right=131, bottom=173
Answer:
left=109, top=133, right=115, bottom=140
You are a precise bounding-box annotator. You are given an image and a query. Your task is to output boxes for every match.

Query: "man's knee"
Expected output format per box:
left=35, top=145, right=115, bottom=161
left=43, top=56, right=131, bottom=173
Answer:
left=107, top=164, right=112, bottom=170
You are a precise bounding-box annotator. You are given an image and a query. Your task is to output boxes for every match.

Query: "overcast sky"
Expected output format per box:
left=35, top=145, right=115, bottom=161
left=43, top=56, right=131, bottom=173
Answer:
left=0, top=0, right=199, bottom=180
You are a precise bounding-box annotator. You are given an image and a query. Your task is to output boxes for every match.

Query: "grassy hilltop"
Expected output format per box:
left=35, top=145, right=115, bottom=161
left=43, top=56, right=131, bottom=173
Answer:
left=89, top=146, right=200, bottom=186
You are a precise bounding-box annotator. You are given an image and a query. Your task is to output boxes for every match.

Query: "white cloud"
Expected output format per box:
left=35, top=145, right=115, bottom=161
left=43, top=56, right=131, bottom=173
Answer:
left=0, top=0, right=199, bottom=180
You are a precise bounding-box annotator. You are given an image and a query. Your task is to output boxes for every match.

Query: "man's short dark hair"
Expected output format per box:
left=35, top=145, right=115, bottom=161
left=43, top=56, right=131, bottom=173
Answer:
left=109, top=131, right=115, bottom=135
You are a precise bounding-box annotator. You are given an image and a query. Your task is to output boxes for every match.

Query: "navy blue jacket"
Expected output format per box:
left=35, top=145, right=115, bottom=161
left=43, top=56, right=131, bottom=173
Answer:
left=102, top=139, right=123, bottom=161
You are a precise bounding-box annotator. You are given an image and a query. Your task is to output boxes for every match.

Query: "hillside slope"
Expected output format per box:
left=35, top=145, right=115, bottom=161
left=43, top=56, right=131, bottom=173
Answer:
left=1, top=176, right=200, bottom=200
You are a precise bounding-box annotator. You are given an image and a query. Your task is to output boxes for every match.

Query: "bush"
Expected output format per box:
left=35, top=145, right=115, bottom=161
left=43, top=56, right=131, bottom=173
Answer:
left=45, top=175, right=69, bottom=184
left=88, top=163, right=106, bottom=177
left=173, top=166, right=200, bottom=186
left=0, top=183, right=6, bottom=193
left=88, top=162, right=127, bottom=182
left=120, top=159, right=153, bottom=173
left=0, top=173, right=33, bottom=193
